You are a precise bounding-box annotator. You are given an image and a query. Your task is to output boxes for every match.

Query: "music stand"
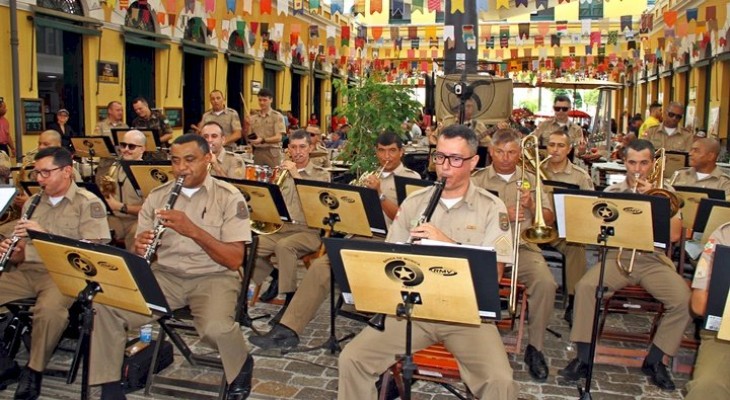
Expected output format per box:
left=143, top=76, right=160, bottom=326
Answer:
left=120, top=160, right=173, bottom=197
left=71, top=136, right=116, bottom=159
left=111, top=128, right=161, bottom=152
left=292, top=179, right=387, bottom=353
left=27, top=230, right=170, bottom=400
left=664, top=151, right=689, bottom=179
left=692, top=198, right=730, bottom=245
left=704, top=244, right=730, bottom=340
left=21, top=182, right=112, bottom=215
left=325, top=238, right=501, bottom=400
left=554, top=190, right=661, bottom=400
left=395, top=175, right=434, bottom=205
left=673, top=186, right=725, bottom=230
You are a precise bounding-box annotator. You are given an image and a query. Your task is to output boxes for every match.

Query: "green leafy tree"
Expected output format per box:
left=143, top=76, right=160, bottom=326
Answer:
left=519, top=99, right=538, bottom=113
left=333, top=73, right=422, bottom=174
left=583, top=89, right=600, bottom=107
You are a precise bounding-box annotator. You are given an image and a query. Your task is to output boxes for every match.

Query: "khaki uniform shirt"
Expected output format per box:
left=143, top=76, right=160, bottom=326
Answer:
left=532, top=118, right=584, bottom=146
left=471, top=165, right=553, bottom=252
left=387, top=183, right=513, bottom=263
left=93, top=119, right=128, bottom=140
left=212, top=150, right=246, bottom=180
left=441, top=116, right=490, bottom=146
left=379, top=163, right=421, bottom=226
left=108, top=162, right=144, bottom=221
left=645, top=124, right=694, bottom=152
left=137, top=175, right=251, bottom=276
left=544, top=160, right=594, bottom=209
left=310, top=143, right=332, bottom=168
left=133, top=110, right=173, bottom=138
left=250, top=109, right=286, bottom=148
left=201, top=108, right=242, bottom=138
left=23, top=182, right=111, bottom=268
left=280, top=161, right=330, bottom=225
left=671, top=166, right=730, bottom=200
left=692, top=221, right=730, bottom=290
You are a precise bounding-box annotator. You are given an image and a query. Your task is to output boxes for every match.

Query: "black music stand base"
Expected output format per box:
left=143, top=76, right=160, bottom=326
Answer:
left=394, top=293, right=419, bottom=400
left=67, top=281, right=102, bottom=400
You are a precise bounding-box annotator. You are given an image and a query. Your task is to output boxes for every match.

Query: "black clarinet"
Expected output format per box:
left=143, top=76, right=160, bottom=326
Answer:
left=143, top=176, right=185, bottom=262
left=0, top=189, right=44, bottom=275
left=369, top=177, right=447, bottom=331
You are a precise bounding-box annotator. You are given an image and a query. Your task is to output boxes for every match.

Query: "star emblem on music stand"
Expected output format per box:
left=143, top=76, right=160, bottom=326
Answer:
left=598, top=206, right=614, bottom=219
left=394, top=265, right=416, bottom=282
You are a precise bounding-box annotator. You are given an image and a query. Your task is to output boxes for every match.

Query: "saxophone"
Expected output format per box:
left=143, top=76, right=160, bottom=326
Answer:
left=143, top=176, right=185, bottom=262
left=0, top=189, right=44, bottom=275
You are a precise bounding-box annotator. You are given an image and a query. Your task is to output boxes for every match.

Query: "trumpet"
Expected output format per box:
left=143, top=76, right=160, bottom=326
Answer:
left=0, top=189, right=44, bottom=275
left=249, top=164, right=288, bottom=235
left=144, top=176, right=185, bottom=262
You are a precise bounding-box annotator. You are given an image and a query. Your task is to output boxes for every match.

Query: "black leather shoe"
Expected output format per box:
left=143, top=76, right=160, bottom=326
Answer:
left=268, top=304, right=288, bottom=326
left=0, top=357, right=20, bottom=391
left=249, top=324, right=299, bottom=350
left=100, top=381, right=127, bottom=400
left=14, top=367, right=41, bottom=400
left=524, top=344, right=549, bottom=381
left=641, top=360, right=676, bottom=390
left=258, top=278, right=279, bottom=303
left=227, top=355, right=254, bottom=400
left=558, top=358, right=590, bottom=381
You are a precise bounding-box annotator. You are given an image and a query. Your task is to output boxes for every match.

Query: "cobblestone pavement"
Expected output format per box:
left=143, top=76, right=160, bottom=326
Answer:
left=0, top=295, right=696, bottom=400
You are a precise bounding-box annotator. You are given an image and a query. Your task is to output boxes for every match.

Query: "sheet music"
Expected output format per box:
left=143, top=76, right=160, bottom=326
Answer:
left=0, top=187, right=17, bottom=213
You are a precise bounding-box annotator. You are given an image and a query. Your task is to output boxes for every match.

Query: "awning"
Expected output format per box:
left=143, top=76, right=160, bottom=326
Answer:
left=695, top=58, right=713, bottom=68
left=123, top=27, right=170, bottom=50
left=313, top=69, right=330, bottom=80
left=291, top=64, right=309, bottom=76
left=32, top=15, right=100, bottom=36
left=227, top=51, right=254, bottom=65
left=263, top=59, right=285, bottom=71
left=182, top=40, right=217, bottom=58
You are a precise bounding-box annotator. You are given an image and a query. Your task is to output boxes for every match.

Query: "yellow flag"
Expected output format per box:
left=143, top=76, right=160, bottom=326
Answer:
left=451, top=0, right=464, bottom=13
left=497, top=0, right=510, bottom=9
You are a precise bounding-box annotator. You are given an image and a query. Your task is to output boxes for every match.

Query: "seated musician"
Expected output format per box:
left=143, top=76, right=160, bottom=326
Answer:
left=98, top=130, right=146, bottom=250
left=670, top=138, right=730, bottom=199
left=471, top=128, right=558, bottom=381
left=201, top=121, right=246, bottom=179
left=337, top=125, right=517, bottom=400
left=544, top=129, right=595, bottom=325
left=0, top=147, right=110, bottom=399
left=645, top=102, right=695, bottom=152
left=685, top=222, right=730, bottom=399
left=250, top=131, right=420, bottom=349
left=251, top=129, right=329, bottom=322
left=87, top=134, right=253, bottom=400
left=560, top=139, right=690, bottom=390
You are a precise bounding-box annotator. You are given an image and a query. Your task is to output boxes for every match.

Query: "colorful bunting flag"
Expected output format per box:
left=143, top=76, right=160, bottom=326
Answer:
left=518, top=23, right=529, bottom=40
left=310, top=0, right=319, bottom=10
left=428, top=0, right=440, bottom=12
left=496, top=0, right=509, bottom=9
left=686, top=8, right=698, bottom=22
left=331, top=0, right=343, bottom=15
left=516, top=0, right=528, bottom=7
left=451, top=0, right=464, bottom=13
left=412, top=0, right=423, bottom=14
left=293, top=0, right=303, bottom=14
left=664, top=11, right=677, bottom=28
left=620, top=15, right=632, bottom=32
left=535, top=0, right=548, bottom=10
left=309, top=24, right=319, bottom=38
left=370, top=0, right=382, bottom=14
left=261, top=0, right=271, bottom=14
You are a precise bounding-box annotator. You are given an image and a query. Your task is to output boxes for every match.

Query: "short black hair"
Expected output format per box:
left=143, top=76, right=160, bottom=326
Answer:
left=201, top=121, right=225, bottom=134
left=257, top=88, right=273, bottom=99
left=173, top=133, right=210, bottom=154
left=440, top=125, right=478, bottom=154
left=289, top=129, right=312, bottom=145
left=649, top=102, right=662, bottom=111
left=35, top=146, right=72, bottom=167
left=554, top=95, right=571, bottom=105
left=131, top=97, right=149, bottom=106
left=376, top=131, right=404, bottom=149
left=623, top=138, right=655, bottom=159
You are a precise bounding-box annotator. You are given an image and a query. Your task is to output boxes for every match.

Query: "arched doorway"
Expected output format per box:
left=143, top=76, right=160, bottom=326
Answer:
left=226, top=31, right=248, bottom=120
left=183, top=17, right=209, bottom=131
left=124, top=0, right=158, bottom=126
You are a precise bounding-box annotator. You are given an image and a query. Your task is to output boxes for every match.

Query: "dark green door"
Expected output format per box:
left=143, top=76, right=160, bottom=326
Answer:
left=184, top=54, right=205, bottom=131
left=125, top=43, right=156, bottom=126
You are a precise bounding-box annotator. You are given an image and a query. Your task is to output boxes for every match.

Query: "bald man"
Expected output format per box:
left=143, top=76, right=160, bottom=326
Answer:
left=671, top=138, right=730, bottom=200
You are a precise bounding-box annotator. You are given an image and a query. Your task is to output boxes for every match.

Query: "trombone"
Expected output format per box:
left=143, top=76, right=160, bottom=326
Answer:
left=508, top=135, right=558, bottom=315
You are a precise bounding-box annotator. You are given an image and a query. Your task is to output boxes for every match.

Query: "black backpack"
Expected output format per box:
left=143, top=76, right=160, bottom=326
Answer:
left=120, top=338, right=174, bottom=393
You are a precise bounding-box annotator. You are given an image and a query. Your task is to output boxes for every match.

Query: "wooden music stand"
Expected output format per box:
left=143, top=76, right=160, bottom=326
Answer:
left=394, top=175, right=433, bottom=205
left=120, top=160, right=173, bottom=197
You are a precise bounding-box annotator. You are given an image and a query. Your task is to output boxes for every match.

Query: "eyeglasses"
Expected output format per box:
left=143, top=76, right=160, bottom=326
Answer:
left=431, top=152, right=475, bottom=168
left=119, top=142, right=143, bottom=150
left=667, top=112, right=683, bottom=120
left=29, top=166, right=64, bottom=179
left=553, top=106, right=570, bottom=112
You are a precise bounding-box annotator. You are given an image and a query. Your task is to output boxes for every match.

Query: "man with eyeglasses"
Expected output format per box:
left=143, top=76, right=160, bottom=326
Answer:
left=472, top=128, right=558, bottom=382
left=337, top=125, right=517, bottom=399
left=304, top=125, right=331, bottom=168
left=670, top=138, right=730, bottom=200
left=645, top=102, right=695, bottom=152
left=531, top=95, right=585, bottom=147
left=96, top=130, right=146, bottom=250
left=0, top=147, right=110, bottom=399
left=201, top=122, right=246, bottom=179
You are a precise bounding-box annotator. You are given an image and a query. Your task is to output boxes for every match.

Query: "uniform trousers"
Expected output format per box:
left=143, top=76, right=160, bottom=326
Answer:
left=570, top=250, right=691, bottom=356
left=252, top=147, right=282, bottom=169
left=88, top=269, right=248, bottom=385
left=338, top=318, right=518, bottom=400
left=517, top=245, right=557, bottom=350
left=685, top=330, right=730, bottom=400
left=279, top=255, right=331, bottom=334
left=550, top=238, right=587, bottom=295
left=0, top=266, right=74, bottom=371
left=107, top=215, right=137, bottom=251
left=252, top=224, right=321, bottom=294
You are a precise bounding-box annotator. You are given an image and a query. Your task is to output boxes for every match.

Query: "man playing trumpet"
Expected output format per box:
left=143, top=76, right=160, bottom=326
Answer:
left=201, top=121, right=246, bottom=179
left=560, top=139, right=690, bottom=391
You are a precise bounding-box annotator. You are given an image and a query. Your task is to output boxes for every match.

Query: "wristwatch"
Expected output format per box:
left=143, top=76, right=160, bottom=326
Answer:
left=378, top=193, right=387, bottom=202
left=120, top=204, right=128, bottom=214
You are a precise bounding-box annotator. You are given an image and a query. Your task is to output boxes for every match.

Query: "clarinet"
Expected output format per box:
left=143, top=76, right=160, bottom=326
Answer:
left=143, top=176, right=185, bottom=262
left=406, top=177, right=447, bottom=244
left=0, top=189, right=44, bottom=274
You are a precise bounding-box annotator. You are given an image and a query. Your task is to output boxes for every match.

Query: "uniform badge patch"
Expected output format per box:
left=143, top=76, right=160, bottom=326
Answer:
left=90, top=203, right=105, bottom=219
left=495, top=235, right=511, bottom=258
left=499, top=212, right=509, bottom=231
left=236, top=201, right=249, bottom=219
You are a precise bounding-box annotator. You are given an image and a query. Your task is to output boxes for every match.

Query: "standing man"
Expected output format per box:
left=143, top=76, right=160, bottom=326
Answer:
left=251, top=129, right=329, bottom=322
left=98, top=130, right=146, bottom=250
left=0, top=99, right=16, bottom=157
left=305, top=125, right=331, bottom=168
left=638, top=102, right=662, bottom=138
left=88, top=134, right=253, bottom=400
left=531, top=95, right=585, bottom=147
left=250, top=131, right=421, bottom=349
left=544, top=129, right=595, bottom=325
left=471, top=128, right=558, bottom=381
left=93, top=101, right=128, bottom=140
left=645, top=102, right=695, bottom=152
left=685, top=222, right=730, bottom=400
left=671, top=138, right=730, bottom=199
left=193, top=90, right=243, bottom=148
left=337, top=125, right=518, bottom=400
left=131, top=97, right=173, bottom=145
left=0, top=147, right=110, bottom=399
left=560, top=139, right=690, bottom=391
left=201, top=122, right=246, bottom=179
left=246, top=88, right=285, bottom=168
